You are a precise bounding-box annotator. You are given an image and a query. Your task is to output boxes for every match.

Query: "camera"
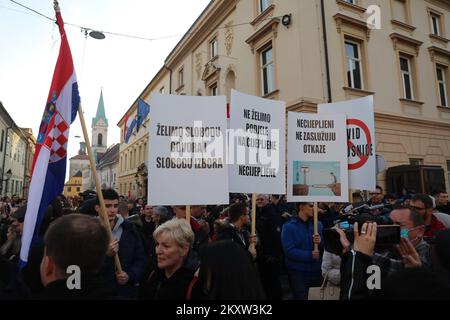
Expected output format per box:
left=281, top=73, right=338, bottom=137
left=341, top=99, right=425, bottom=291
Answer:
left=323, top=210, right=401, bottom=256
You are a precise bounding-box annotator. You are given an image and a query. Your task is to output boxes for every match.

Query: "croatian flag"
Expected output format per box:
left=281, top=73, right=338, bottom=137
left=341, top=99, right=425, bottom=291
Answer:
left=20, top=9, right=80, bottom=266
left=124, top=114, right=136, bottom=144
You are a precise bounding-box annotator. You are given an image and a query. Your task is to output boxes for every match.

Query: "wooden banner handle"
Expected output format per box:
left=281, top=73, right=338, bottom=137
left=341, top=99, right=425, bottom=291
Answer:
left=78, top=104, right=123, bottom=273
left=186, top=205, right=191, bottom=223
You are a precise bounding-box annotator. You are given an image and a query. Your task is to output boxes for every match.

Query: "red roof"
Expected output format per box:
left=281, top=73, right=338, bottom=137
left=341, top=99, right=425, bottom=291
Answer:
left=70, top=154, right=89, bottom=160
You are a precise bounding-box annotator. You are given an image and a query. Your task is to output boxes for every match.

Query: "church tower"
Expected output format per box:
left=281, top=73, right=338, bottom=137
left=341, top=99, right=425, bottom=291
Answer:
left=92, top=89, right=108, bottom=158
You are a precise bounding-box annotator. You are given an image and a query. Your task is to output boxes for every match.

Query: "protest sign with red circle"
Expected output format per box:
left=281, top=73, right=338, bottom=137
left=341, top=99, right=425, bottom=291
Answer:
left=347, top=118, right=373, bottom=170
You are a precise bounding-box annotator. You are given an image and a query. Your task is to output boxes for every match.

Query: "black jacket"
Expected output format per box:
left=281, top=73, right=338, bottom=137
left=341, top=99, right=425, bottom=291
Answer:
left=42, top=274, right=119, bottom=300
left=340, top=250, right=373, bottom=300
left=256, top=204, right=283, bottom=258
left=216, top=221, right=249, bottom=250
left=139, top=267, right=195, bottom=300
left=101, top=219, right=147, bottom=299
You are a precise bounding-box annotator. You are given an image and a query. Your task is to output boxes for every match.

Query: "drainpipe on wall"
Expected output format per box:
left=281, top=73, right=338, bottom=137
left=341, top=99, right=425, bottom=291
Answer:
left=165, top=65, right=173, bottom=94
left=320, top=0, right=332, bottom=103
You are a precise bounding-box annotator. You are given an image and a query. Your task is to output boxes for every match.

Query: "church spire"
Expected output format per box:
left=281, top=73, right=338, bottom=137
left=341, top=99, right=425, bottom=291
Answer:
left=92, top=89, right=108, bottom=126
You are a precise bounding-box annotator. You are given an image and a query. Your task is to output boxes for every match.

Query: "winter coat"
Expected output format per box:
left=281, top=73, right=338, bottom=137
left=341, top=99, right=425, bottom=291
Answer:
left=101, top=215, right=147, bottom=298
left=281, top=216, right=323, bottom=273
left=256, top=204, right=283, bottom=258
left=139, top=266, right=195, bottom=300
left=42, top=274, right=119, bottom=300
left=321, top=251, right=341, bottom=286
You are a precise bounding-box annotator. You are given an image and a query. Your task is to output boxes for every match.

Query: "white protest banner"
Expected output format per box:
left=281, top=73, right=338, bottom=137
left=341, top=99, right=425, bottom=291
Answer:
left=318, top=96, right=376, bottom=191
left=228, top=90, right=285, bottom=194
left=287, top=112, right=348, bottom=203
left=148, top=94, right=228, bottom=206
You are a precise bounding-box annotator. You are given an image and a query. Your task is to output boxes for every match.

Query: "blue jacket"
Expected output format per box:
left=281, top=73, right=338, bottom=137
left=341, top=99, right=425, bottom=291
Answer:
left=101, top=218, right=147, bottom=298
left=281, top=216, right=323, bottom=273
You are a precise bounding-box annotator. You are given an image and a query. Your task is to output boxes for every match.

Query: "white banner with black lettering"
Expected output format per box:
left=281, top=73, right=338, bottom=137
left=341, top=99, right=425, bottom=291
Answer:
left=148, top=94, right=228, bottom=206
left=287, top=112, right=349, bottom=203
left=228, top=90, right=286, bottom=195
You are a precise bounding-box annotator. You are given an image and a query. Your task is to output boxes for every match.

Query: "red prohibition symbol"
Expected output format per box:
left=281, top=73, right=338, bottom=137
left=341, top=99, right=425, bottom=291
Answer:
left=347, top=119, right=372, bottom=170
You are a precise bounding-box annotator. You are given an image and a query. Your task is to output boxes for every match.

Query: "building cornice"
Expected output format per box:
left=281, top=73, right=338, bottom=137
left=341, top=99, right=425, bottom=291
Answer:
left=333, top=13, right=371, bottom=39
left=390, top=33, right=423, bottom=56
left=424, top=0, right=450, bottom=11
left=375, top=111, right=450, bottom=130
left=428, top=46, right=450, bottom=61
left=165, top=0, right=238, bottom=68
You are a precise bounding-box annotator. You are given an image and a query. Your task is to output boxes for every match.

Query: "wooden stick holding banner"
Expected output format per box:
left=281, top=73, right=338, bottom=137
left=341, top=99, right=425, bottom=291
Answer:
left=186, top=205, right=191, bottom=223
left=313, top=202, right=319, bottom=253
left=78, top=104, right=123, bottom=273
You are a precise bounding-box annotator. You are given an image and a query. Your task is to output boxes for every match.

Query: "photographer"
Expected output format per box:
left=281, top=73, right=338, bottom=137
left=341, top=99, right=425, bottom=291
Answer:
left=371, top=207, right=430, bottom=277
left=340, top=221, right=450, bottom=300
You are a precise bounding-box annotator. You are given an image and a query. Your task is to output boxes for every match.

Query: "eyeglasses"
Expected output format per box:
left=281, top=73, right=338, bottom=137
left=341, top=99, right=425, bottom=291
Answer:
left=370, top=192, right=381, bottom=195
left=409, top=205, right=426, bottom=211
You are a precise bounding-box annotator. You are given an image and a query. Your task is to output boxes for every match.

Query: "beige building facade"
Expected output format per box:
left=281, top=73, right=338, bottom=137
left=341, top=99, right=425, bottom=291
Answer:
left=117, top=104, right=150, bottom=199
left=119, top=0, right=450, bottom=196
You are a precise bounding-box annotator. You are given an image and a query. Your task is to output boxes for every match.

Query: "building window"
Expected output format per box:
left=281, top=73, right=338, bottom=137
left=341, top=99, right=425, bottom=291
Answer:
left=125, top=154, right=128, bottom=170
left=400, top=55, right=414, bottom=100
left=68, top=187, right=72, bottom=192
left=261, top=45, right=275, bottom=95
left=437, top=65, right=449, bottom=107
left=210, top=37, right=218, bottom=60
left=345, top=41, right=363, bottom=89
left=76, top=187, right=80, bottom=192
left=160, top=87, right=165, bottom=94
left=409, top=158, right=423, bottom=166
left=98, top=133, right=103, bottom=146
left=391, top=0, right=408, bottom=24
left=178, top=68, right=184, bottom=88
left=130, top=150, right=133, bottom=169
left=0, top=130, right=4, bottom=153
left=210, top=83, right=218, bottom=96
left=431, top=13, right=441, bottom=36
left=260, top=0, right=271, bottom=13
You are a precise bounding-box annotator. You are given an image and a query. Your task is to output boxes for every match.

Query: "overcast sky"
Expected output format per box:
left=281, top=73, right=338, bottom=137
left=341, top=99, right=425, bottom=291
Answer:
left=0, top=0, right=210, bottom=181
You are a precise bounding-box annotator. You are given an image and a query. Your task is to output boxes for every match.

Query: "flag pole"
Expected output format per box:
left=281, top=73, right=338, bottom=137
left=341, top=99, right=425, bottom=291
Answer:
left=78, top=103, right=123, bottom=273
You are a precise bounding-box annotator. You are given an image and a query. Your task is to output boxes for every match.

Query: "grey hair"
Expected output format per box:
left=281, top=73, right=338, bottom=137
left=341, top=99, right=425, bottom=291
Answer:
left=153, top=218, right=194, bottom=250
left=154, top=206, right=169, bottom=216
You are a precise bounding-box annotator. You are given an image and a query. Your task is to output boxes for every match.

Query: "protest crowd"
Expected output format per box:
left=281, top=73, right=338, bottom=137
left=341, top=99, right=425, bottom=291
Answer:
left=0, top=187, right=449, bottom=300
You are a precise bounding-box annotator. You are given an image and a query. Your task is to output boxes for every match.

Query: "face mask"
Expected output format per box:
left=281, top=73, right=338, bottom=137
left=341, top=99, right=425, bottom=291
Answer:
left=400, top=229, right=409, bottom=240
left=400, top=226, right=422, bottom=243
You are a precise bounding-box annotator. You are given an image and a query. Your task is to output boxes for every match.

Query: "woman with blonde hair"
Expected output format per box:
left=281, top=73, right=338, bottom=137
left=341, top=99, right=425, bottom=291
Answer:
left=139, top=219, right=197, bottom=300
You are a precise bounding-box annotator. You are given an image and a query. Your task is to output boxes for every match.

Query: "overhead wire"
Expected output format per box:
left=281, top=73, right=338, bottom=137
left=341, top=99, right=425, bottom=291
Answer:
left=7, top=0, right=286, bottom=42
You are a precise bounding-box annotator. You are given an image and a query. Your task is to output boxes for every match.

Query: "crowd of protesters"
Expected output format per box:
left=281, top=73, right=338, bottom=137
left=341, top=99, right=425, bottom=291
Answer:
left=0, top=186, right=449, bottom=300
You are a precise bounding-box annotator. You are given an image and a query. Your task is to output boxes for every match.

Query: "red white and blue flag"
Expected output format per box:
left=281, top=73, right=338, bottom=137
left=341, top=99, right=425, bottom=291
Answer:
left=20, top=10, right=80, bottom=266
